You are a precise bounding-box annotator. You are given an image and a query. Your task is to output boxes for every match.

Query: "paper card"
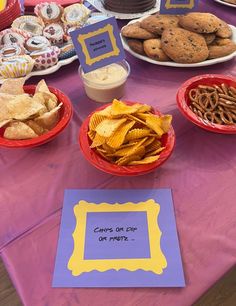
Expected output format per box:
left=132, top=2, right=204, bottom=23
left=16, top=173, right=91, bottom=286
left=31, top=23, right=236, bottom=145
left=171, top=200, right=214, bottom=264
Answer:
left=160, top=0, right=199, bottom=14
left=70, top=17, right=125, bottom=73
left=53, top=189, right=185, bottom=287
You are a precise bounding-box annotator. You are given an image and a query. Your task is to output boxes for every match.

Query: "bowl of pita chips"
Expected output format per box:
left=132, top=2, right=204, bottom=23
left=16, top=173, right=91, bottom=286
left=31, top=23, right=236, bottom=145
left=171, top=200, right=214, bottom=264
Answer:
left=79, top=99, right=175, bottom=176
left=0, top=78, right=72, bottom=148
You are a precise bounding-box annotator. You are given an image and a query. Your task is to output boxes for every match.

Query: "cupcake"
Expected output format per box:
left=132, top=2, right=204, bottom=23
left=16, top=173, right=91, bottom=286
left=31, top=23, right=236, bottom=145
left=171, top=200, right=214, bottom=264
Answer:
left=35, top=2, right=63, bottom=25
left=30, top=46, right=60, bottom=70
left=0, top=28, right=31, bottom=47
left=12, top=16, right=44, bottom=36
left=25, top=36, right=51, bottom=52
left=62, top=4, right=91, bottom=28
left=0, top=44, right=25, bottom=58
left=0, top=55, right=35, bottom=78
left=43, top=23, right=64, bottom=45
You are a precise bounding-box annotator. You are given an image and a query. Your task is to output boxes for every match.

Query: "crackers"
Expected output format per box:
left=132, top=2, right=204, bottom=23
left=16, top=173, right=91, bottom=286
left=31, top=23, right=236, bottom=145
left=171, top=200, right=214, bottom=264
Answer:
left=161, top=28, right=209, bottom=63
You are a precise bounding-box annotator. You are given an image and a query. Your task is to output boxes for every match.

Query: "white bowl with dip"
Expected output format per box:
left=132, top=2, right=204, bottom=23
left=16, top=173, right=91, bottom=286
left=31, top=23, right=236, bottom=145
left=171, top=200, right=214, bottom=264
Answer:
left=79, top=60, right=130, bottom=103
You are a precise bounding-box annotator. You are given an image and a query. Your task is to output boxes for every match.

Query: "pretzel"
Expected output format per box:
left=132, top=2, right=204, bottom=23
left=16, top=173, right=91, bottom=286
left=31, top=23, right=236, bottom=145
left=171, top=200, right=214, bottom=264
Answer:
left=188, top=83, right=236, bottom=125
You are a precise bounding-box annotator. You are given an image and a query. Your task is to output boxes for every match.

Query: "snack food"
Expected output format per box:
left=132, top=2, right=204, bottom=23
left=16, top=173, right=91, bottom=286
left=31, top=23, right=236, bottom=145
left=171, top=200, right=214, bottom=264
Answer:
left=0, top=79, right=62, bottom=140
left=0, top=28, right=30, bottom=46
left=25, top=36, right=51, bottom=51
left=122, top=12, right=236, bottom=64
left=144, top=38, right=170, bottom=61
left=188, top=84, right=236, bottom=125
left=43, top=23, right=64, bottom=45
left=11, top=16, right=44, bottom=36
left=0, top=44, right=24, bottom=58
left=30, top=46, right=60, bottom=70
left=103, top=0, right=156, bottom=14
left=161, top=28, right=209, bottom=63
left=62, top=3, right=90, bottom=28
left=0, top=55, right=35, bottom=78
left=35, top=2, right=63, bottom=24
left=87, top=99, right=172, bottom=166
left=79, top=61, right=130, bottom=103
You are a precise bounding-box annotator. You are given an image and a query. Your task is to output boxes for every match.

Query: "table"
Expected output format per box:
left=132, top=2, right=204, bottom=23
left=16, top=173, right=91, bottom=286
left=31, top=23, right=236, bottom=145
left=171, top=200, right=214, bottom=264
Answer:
left=0, top=1, right=236, bottom=305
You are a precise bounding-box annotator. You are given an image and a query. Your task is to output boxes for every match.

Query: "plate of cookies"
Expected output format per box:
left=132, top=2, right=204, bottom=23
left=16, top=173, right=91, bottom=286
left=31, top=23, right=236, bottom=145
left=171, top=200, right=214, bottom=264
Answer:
left=214, top=0, right=236, bottom=8
left=121, top=12, right=236, bottom=67
left=0, top=1, right=96, bottom=83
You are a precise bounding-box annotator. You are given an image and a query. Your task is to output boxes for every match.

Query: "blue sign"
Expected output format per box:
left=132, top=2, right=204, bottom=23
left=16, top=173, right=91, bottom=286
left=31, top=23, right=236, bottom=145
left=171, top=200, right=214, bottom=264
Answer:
left=70, top=17, right=125, bottom=73
left=160, top=0, right=199, bottom=15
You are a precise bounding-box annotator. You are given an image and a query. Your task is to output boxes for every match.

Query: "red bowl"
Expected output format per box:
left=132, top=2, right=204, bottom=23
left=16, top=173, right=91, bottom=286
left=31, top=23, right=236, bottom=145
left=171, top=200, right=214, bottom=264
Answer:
left=176, top=74, right=236, bottom=134
left=79, top=102, right=175, bottom=176
left=0, top=85, right=73, bottom=148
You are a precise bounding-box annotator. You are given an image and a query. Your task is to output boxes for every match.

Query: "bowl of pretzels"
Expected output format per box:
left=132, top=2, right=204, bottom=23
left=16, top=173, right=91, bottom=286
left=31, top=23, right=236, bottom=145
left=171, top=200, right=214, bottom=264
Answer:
left=177, top=74, right=236, bottom=134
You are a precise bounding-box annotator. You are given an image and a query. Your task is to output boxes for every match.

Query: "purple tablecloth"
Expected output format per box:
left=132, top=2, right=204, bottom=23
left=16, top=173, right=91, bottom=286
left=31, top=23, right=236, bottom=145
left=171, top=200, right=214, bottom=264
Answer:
left=0, top=1, right=236, bottom=305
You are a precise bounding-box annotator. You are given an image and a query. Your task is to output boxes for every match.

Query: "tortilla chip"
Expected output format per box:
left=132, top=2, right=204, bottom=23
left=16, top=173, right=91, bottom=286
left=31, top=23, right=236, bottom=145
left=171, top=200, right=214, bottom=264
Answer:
left=34, top=103, right=62, bottom=130
left=0, top=78, right=25, bottom=95
left=4, top=121, right=38, bottom=140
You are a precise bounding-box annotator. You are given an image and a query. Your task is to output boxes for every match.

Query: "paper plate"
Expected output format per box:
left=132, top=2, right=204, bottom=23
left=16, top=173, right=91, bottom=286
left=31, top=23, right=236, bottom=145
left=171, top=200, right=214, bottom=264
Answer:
left=121, top=17, right=236, bottom=68
left=87, top=0, right=160, bottom=20
left=214, top=0, right=236, bottom=8
left=0, top=55, right=78, bottom=84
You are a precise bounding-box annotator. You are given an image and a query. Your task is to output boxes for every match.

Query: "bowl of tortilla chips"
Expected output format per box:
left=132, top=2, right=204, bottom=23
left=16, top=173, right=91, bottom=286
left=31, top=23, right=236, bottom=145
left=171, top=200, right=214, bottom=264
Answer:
left=0, top=78, right=72, bottom=148
left=79, top=99, right=175, bottom=176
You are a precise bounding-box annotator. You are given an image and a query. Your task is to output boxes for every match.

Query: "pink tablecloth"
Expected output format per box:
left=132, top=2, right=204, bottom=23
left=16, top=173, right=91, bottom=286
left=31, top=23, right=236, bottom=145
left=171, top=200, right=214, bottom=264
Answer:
left=0, top=1, right=236, bottom=305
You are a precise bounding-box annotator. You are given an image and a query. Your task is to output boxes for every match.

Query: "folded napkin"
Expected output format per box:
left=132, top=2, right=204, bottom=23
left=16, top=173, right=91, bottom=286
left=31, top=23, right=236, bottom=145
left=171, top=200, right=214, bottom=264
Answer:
left=24, top=0, right=83, bottom=7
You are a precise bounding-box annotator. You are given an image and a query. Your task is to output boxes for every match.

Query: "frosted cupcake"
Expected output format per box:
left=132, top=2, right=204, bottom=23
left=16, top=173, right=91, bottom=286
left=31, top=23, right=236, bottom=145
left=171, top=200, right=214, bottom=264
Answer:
left=0, top=55, right=35, bottom=78
left=35, top=2, right=63, bottom=25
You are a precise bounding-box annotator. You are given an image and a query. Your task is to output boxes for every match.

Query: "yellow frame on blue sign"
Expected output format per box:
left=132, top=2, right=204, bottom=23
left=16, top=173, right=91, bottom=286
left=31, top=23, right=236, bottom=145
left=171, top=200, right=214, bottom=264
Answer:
left=78, top=24, right=120, bottom=66
left=68, top=199, right=167, bottom=276
left=165, top=0, right=195, bottom=9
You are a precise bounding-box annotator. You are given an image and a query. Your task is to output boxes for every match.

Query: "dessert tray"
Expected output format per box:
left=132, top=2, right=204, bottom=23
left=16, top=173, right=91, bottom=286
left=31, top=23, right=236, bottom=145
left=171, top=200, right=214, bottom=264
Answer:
left=0, top=2, right=98, bottom=83
left=87, top=0, right=160, bottom=20
left=121, top=16, right=236, bottom=68
left=214, top=0, right=236, bottom=8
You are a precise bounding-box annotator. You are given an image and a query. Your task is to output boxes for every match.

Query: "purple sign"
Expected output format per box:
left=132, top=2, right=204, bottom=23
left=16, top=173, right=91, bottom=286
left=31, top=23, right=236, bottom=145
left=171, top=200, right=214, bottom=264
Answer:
left=160, top=0, right=199, bottom=14
left=53, top=189, right=185, bottom=287
left=70, top=17, right=125, bottom=73
left=84, top=212, right=150, bottom=260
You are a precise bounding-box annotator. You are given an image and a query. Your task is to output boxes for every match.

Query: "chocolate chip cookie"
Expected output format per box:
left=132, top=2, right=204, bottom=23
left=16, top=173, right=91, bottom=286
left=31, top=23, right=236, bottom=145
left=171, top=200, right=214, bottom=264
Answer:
left=121, top=22, right=155, bottom=40
left=140, top=15, right=179, bottom=36
left=179, top=13, right=221, bottom=33
left=161, top=28, right=209, bottom=63
left=216, top=19, right=232, bottom=38
left=143, top=39, right=170, bottom=61
left=127, top=39, right=145, bottom=55
left=208, top=38, right=236, bottom=59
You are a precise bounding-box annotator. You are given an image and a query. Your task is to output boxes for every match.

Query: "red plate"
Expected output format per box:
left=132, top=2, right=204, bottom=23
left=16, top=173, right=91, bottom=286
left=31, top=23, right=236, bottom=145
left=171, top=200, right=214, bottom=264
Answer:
left=79, top=102, right=175, bottom=176
left=176, top=74, right=236, bottom=134
left=0, top=85, right=73, bottom=148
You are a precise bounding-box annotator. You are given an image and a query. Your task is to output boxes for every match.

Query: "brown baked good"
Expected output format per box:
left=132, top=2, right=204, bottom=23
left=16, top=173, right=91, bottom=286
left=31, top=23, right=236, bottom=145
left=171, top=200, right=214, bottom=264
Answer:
left=127, top=39, right=145, bottom=55
left=222, top=0, right=236, bottom=4
left=179, top=13, right=221, bottom=33
left=216, top=20, right=232, bottom=38
left=208, top=38, right=236, bottom=59
left=202, top=33, right=216, bottom=45
left=143, top=39, right=170, bottom=61
left=103, top=0, right=156, bottom=14
left=121, top=22, right=155, bottom=40
left=161, top=28, right=209, bottom=63
left=140, top=15, right=179, bottom=36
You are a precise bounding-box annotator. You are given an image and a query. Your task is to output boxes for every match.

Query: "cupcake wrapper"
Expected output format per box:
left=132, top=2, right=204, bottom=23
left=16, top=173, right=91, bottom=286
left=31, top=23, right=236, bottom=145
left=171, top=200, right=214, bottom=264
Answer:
left=34, top=46, right=60, bottom=70
left=59, top=48, right=76, bottom=60
left=0, top=28, right=31, bottom=47
left=0, top=57, right=34, bottom=78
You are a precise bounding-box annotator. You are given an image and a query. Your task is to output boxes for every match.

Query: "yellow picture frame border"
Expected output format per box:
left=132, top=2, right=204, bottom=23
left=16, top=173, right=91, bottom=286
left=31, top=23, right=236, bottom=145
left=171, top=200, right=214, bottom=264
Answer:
left=77, top=24, right=120, bottom=66
left=165, top=0, right=195, bottom=9
left=68, top=199, right=167, bottom=276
